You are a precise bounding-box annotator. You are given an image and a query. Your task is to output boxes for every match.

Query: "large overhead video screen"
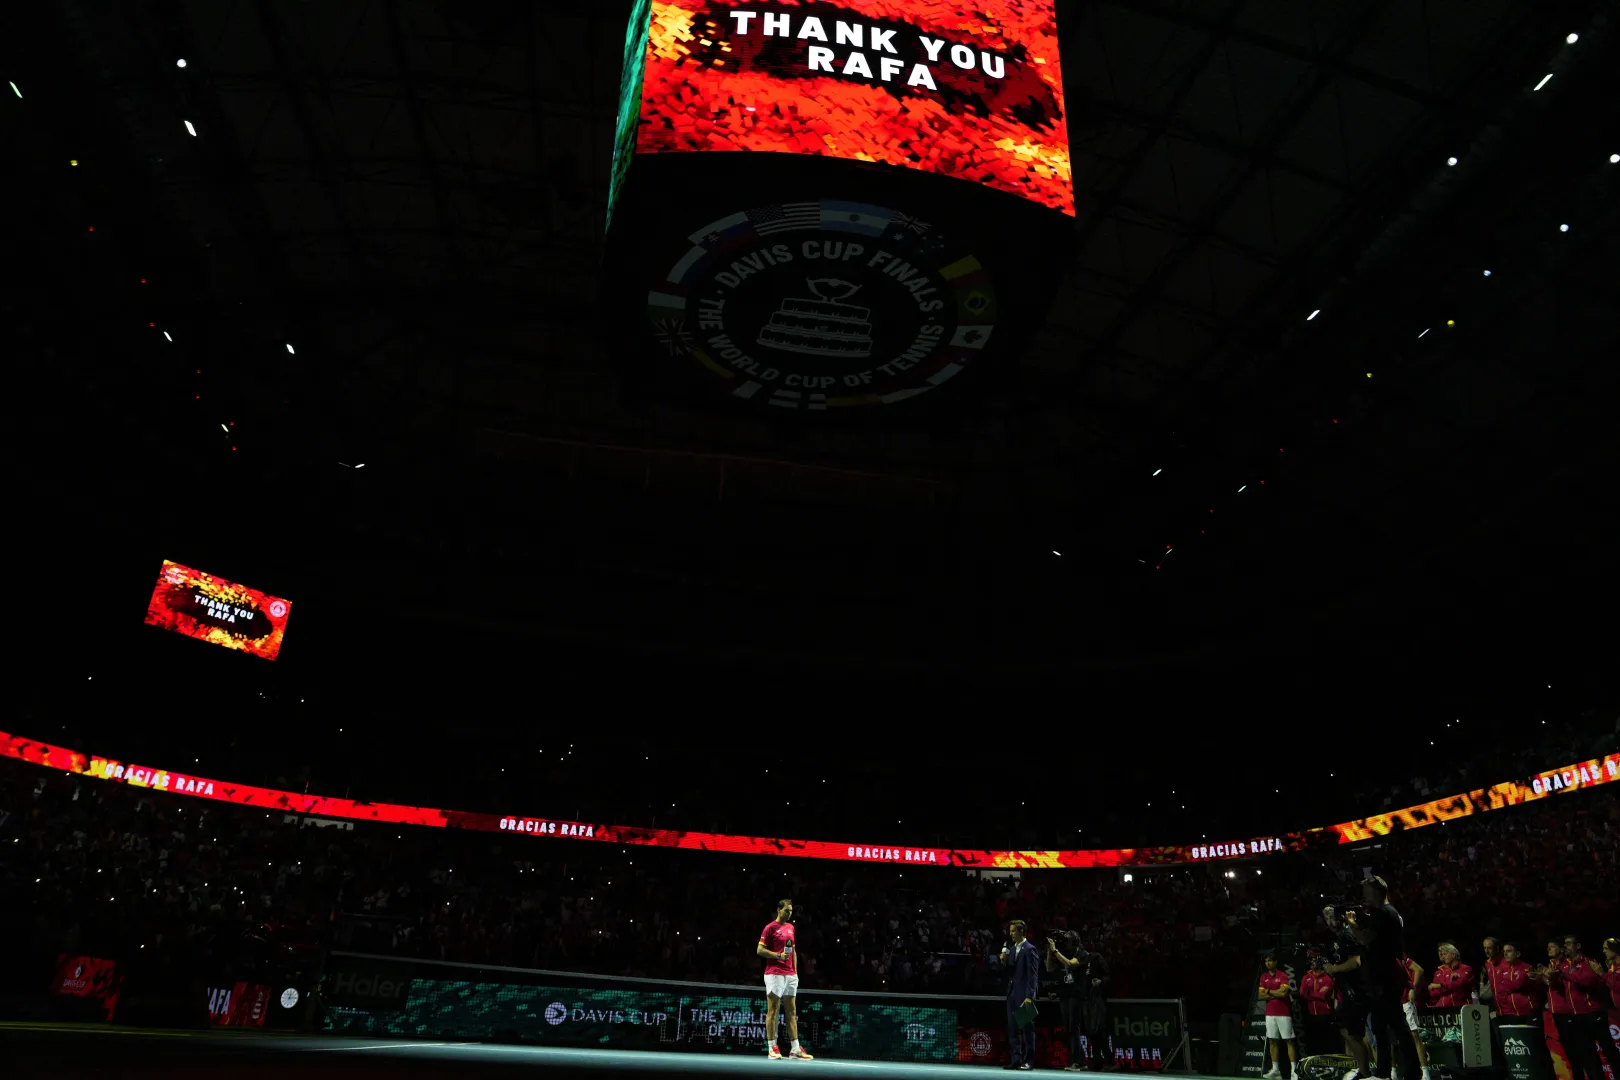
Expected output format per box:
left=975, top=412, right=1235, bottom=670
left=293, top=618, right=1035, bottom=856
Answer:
left=633, top=1, right=1073, bottom=214
left=143, top=560, right=292, bottom=661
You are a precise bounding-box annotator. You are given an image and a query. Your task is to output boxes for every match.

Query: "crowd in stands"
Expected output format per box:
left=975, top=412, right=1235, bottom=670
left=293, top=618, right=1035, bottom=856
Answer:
left=1, top=716, right=1614, bottom=1027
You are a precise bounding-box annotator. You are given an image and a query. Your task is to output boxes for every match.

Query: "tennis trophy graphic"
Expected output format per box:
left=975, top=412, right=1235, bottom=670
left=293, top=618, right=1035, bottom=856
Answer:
left=757, top=278, right=875, bottom=359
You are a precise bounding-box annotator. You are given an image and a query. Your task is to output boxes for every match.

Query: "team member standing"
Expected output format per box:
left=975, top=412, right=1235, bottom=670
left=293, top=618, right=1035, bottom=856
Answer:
left=1003, top=920, right=1040, bottom=1071
left=1258, top=954, right=1298, bottom=1079
left=1299, top=956, right=1338, bottom=1056
left=1490, top=943, right=1551, bottom=1080
left=757, top=899, right=813, bottom=1060
left=1427, top=944, right=1474, bottom=1008
left=1358, top=877, right=1421, bottom=1080
left=1544, top=935, right=1620, bottom=1080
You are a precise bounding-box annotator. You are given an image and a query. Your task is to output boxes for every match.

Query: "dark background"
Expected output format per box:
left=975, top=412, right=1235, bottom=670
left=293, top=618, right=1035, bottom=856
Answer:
left=2, top=0, right=1615, bottom=852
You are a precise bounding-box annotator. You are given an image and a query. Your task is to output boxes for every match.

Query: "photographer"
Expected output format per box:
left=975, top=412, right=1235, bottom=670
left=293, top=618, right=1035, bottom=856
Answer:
left=1048, top=933, right=1110, bottom=1071
left=1048, top=931, right=1087, bottom=1071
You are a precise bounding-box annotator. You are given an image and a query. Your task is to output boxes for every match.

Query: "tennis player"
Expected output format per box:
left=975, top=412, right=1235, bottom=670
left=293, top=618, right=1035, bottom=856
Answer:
left=758, top=898, right=813, bottom=1060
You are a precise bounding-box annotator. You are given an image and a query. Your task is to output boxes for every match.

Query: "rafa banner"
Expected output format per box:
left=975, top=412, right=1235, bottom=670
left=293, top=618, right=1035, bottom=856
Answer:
left=621, top=0, right=1070, bottom=215
left=143, top=560, right=291, bottom=660
left=2, top=732, right=1615, bottom=871
left=604, top=2, right=1073, bottom=413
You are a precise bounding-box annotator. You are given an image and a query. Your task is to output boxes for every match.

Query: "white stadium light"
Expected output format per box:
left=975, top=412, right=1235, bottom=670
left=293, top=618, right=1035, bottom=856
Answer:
left=177, top=59, right=187, bottom=68
left=1533, top=74, right=1553, bottom=91
left=1447, top=156, right=1458, bottom=166
left=1566, top=33, right=1578, bottom=44
left=183, top=120, right=197, bottom=136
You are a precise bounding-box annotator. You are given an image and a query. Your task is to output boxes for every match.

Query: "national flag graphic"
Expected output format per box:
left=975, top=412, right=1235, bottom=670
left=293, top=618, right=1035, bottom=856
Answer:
left=688, top=211, right=752, bottom=246
left=964, top=290, right=992, bottom=314
left=821, top=201, right=893, bottom=237
left=749, top=202, right=821, bottom=236
left=893, top=212, right=932, bottom=235
left=652, top=318, right=693, bottom=356
left=951, top=325, right=994, bottom=350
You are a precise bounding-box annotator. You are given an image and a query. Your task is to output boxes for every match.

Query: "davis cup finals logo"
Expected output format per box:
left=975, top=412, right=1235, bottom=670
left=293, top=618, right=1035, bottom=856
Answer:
left=649, top=200, right=997, bottom=410
left=545, top=1001, right=568, bottom=1025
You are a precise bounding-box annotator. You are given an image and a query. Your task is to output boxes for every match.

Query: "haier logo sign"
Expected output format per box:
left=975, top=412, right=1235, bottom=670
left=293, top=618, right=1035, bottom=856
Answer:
left=545, top=1002, right=568, bottom=1026
left=329, top=971, right=411, bottom=1005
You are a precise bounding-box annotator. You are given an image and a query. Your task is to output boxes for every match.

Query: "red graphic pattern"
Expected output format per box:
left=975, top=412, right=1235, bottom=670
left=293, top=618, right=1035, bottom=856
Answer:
left=143, top=560, right=292, bottom=661
left=3, top=732, right=1612, bottom=869
left=637, top=0, right=1073, bottom=214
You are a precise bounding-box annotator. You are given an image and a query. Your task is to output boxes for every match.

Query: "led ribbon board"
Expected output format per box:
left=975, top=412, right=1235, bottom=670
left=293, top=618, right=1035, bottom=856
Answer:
left=626, top=1, right=1071, bottom=215
left=4, top=732, right=1612, bottom=869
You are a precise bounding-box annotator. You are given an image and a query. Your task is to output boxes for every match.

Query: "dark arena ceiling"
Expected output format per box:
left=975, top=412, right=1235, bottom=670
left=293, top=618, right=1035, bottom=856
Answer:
left=5, top=0, right=1617, bottom=695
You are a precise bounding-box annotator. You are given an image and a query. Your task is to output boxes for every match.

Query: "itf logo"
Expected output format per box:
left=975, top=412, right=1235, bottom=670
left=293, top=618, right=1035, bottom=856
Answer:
left=269, top=601, right=288, bottom=618
left=544, top=1002, right=569, bottom=1026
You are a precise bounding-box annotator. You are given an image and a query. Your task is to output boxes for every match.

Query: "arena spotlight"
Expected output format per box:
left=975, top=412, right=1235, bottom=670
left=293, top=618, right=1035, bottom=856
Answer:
left=1533, top=73, right=1553, bottom=91
left=1560, top=224, right=1569, bottom=232
left=1611, top=154, right=1619, bottom=164
left=1306, top=309, right=1320, bottom=321
left=1565, top=32, right=1578, bottom=44
left=183, top=120, right=197, bottom=136
left=1447, top=156, right=1458, bottom=166
left=176, top=58, right=187, bottom=68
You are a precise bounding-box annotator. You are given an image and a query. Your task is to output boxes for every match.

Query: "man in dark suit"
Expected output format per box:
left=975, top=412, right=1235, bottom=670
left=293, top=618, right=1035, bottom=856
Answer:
left=1004, top=919, right=1040, bottom=1070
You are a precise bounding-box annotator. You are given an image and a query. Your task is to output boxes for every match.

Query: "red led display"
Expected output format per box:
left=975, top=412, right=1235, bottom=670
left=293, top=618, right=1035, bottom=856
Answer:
left=635, top=0, right=1073, bottom=214
left=4, top=732, right=1612, bottom=869
left=143, top=560, right=291, bottom=661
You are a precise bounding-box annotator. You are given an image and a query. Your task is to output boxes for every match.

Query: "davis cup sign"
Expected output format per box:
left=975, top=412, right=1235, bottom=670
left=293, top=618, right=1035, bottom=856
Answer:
left=648, top=199, right=997, bottom=409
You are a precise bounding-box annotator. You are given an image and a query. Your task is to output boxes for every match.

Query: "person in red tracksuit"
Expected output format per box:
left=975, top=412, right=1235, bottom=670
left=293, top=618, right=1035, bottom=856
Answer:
left=1300, top=957, right=1337, bottom=1056
left=1542, top=934, right=1620, bottom=1080
left=1427, top=943, right=1474, bottom=1009
left=1604, top=938, right=1620, bottom=1036
left=1489, top=943, right=1550, bottom=1078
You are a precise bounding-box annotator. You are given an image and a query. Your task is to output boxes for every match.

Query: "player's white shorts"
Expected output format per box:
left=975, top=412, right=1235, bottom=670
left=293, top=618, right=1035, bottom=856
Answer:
left=765, top=974, right=799, bottom=998
left=1265, top=1016, right=1295, bottom=1040
left=1403, top=1002, right=1420, bottom=1032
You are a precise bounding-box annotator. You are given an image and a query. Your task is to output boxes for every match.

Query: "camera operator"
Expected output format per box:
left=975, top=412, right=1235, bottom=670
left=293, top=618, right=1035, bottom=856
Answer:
left=1322, top=906, right=1374, bottom=1080
left=1357, top=877, right=1421, bottom=1080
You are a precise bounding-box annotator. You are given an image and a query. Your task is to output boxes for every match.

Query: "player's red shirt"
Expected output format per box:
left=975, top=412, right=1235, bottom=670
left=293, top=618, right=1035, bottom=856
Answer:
left=1400, top=957, right=1419, bottom=1006
left=1259, top=970, right=1291, bottom=1017
left=760, top=920, right=796, bottom=977
left=1300, top=971, right=1336, bottom=1016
